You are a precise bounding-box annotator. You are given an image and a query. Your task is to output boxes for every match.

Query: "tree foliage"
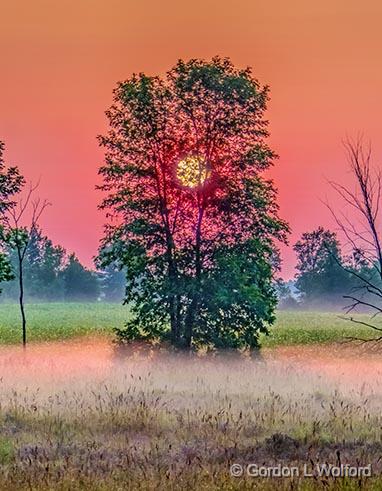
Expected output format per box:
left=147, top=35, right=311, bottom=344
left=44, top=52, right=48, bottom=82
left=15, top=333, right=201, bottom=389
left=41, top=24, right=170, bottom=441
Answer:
left=0, top=142, right=24, bottom=290
left=1, top=228, right=65, bottom=301
left=274, top=279, right=298, bottom=310
left=294, top=227, right=355, bottom=306
left=1, top=229, right=100, bottom=303
left=97, top=264, right=125, bottom=302
left=62, top=254, right=100, bottom=301
left=0, top=142, right=24, bottom=215
left=98, top=57, right=288, bottom=349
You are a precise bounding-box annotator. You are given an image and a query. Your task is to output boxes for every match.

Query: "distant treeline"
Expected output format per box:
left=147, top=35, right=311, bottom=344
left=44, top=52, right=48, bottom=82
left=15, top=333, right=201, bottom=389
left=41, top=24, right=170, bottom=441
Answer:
left=3, top=225, right=372, bottom=308
left=277, top=227, right=378, bottom=310
left=0, top=228, right=125, bottom=303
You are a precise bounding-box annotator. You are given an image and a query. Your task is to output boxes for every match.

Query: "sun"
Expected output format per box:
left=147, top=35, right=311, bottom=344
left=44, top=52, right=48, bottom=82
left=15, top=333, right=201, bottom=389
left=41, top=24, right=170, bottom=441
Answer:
left=177, top=155, right=209, bottom=188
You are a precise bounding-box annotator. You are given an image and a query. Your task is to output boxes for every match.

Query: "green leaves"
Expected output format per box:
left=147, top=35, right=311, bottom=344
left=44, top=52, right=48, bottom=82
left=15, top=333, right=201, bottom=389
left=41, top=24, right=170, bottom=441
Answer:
left=98, top=57, right=289, bottom=350
left=0, top=252, right=14, bottom=288
left=294, top=228, right=356, bottom=306
left=172, top=57, right=261, bottom=104
left=0, top=142, right=24, bottom=216
left=0, top=141, right=24, bottom=293
left=2, top=227, right=29, bottom=249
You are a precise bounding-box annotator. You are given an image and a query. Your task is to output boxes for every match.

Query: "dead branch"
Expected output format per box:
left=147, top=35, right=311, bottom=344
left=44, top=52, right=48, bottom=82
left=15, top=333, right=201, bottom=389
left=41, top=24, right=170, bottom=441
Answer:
left=327, top=137, right=382, bottom=344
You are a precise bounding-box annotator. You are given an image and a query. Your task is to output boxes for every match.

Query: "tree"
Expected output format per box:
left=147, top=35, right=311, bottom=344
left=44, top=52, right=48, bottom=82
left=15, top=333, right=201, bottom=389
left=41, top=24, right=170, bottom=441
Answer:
left=274, top=279, right=299, bottom=310
left=98, top=57, right=289, bottom=349
left=0, top=141, right=24, bottom=291
left=25, top=229, right=66, bottom=300
left=97, top=264, right=125, bottom=302
left=0, top=142, right=24, bottom=215
left=2, top=184, right=49, bottom=346
left=293, top=227, right=352, bottom=306
left=1, top=238, right=101, bottom=303
left=0, top=254, right=13, bottom=293
left=1, top=227, right=66, bottom=301
left=62, top=254, right=99, bottom=301
left=327, top=137, right=382, bottom=339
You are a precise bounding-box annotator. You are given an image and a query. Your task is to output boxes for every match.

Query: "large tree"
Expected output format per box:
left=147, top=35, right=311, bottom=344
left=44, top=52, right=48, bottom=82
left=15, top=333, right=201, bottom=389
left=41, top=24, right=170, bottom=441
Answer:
left=98, top=57, right=288, bottom=349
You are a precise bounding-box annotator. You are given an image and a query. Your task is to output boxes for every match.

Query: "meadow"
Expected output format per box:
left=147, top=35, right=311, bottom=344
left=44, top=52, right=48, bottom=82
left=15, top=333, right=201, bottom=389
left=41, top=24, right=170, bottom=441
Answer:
left=0, top=304, right=381, bottom=490
left=0, top=302, right=379, bottom=346
left=0, top=340, right=380, bottom=489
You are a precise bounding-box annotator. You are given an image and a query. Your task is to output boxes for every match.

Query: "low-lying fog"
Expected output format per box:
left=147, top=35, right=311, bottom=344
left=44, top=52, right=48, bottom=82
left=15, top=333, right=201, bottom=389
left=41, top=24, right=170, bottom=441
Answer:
left=1, top=337, right=382, bottom=487
left=0, top=339, right=380, bottom=408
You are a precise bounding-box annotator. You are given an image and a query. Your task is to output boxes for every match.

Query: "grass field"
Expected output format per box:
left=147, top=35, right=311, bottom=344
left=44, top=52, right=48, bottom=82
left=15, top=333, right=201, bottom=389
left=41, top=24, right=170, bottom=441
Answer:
left=0, top=302, right=379, bottom=346
left=0, top=303, right=126, bottom=344
left=0, top=304, right=381, bottom=489
left=263, top=310, right=381, bottom=347
left=0, top=340, right=380, bottom=490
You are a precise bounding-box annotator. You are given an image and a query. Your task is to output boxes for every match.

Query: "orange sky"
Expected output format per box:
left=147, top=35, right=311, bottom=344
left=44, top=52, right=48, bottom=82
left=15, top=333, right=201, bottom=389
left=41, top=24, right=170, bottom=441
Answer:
left=2, top=0, right=382, bottom=277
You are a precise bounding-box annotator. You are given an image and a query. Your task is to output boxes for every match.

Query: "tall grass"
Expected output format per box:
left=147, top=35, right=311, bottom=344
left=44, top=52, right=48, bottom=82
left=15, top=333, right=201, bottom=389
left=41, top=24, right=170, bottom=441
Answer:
left=0, top=341, right=380, bottom=489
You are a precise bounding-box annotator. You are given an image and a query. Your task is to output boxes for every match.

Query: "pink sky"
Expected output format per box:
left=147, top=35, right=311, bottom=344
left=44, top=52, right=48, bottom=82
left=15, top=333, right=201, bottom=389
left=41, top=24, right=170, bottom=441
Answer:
left=2, top=1, right=382, bottom=277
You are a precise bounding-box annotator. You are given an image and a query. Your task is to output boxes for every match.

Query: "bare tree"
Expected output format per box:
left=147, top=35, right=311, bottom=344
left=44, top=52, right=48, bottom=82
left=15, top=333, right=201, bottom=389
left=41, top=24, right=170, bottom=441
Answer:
left=328, top=136, right=382, bottom=341
left=3, top=183, right=50, bottom=346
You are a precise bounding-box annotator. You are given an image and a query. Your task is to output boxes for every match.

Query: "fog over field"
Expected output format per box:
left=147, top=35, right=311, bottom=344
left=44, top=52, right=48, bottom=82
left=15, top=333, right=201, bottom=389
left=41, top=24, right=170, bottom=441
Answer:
left=0, top=339, right=380, bottom=489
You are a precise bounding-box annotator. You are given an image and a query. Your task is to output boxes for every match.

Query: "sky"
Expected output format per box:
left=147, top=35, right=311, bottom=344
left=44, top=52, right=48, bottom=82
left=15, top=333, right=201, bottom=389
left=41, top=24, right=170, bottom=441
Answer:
left=2, top=0, right=382, bottom=278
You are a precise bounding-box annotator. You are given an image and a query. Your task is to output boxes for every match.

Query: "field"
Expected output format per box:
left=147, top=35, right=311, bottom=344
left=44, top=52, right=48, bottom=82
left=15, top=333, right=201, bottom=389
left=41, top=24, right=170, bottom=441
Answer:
left=0, top=303, right=126, bottom=344
left=0, top=304, right=381, bottom=490
left=0, top=302, right=380, bottom=346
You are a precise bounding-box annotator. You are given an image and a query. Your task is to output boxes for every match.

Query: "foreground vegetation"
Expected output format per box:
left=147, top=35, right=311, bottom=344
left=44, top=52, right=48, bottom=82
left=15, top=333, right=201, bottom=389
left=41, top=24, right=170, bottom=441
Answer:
left=0, top=343, right=380, bottom=490
left=262, top=310, right=381, bottom=347
left=0, top=303, right=379, bottom=347
left=0, top=305, right=380, bottom=489
left=0, top=303, right=126, bottom=343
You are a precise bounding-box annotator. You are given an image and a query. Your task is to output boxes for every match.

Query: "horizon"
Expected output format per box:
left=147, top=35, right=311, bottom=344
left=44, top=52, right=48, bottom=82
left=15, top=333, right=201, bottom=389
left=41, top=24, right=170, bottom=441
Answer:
left=2, top=1, right=382, bottom=278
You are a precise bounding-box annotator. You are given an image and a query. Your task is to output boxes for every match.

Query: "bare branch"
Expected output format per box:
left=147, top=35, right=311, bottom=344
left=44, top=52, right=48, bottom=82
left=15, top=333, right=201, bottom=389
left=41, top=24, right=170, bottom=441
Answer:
left=343, top=295, right=382, bottom=316
left=326, top=136, right=382, bottom=341
left=338, top=315, right=382, bottom=333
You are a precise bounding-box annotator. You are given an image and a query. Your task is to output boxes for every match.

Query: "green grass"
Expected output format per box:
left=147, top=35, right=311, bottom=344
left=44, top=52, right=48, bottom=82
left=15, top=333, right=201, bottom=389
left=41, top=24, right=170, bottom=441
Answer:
left=263, top=310, right=380, bottom=347
left=0, top=302, right=127, bottom=344
left=0, top=303, right=379, bottom=346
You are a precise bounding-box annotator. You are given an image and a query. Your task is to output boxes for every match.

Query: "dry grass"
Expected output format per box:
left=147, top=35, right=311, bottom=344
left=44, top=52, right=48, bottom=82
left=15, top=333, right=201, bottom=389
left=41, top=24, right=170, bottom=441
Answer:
left=0, top=340, right=381, bottom=489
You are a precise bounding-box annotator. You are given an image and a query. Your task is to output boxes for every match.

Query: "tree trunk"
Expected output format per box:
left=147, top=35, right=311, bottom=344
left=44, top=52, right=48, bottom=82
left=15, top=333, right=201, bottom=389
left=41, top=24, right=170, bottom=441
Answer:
left=183, top=206, right=204, bottom=348
left=169, top=295, right=179, bottom=343
left=184, top=296, right=197, bottom=348
left=166, top=232, right=180, bottom=345
left=17, top=249, right=26, bottom=347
